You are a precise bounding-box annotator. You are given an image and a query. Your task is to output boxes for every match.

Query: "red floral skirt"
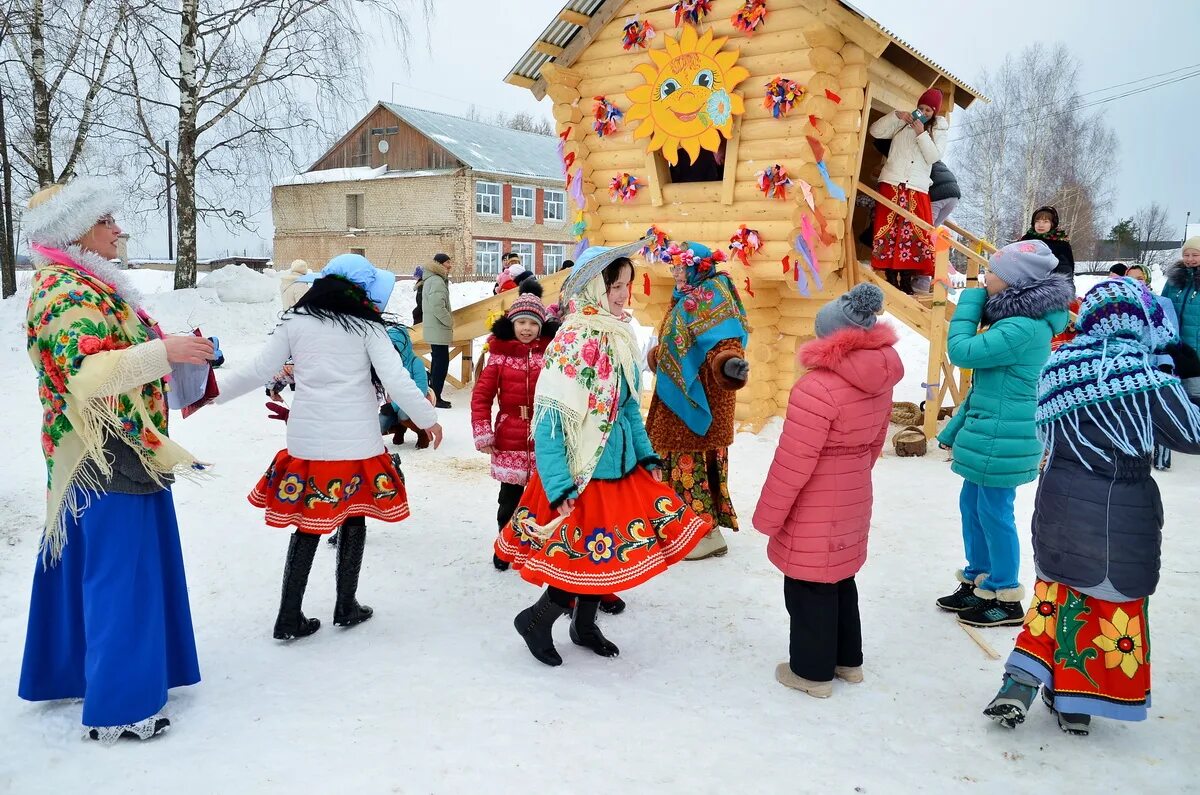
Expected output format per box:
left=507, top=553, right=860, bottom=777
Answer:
left=248, top=450, right=409, bottom=534
left=871, top=182, right=935, bottom=276
left=1006, top=579, right=1151, bottom=721
left=494, top=468, right=711, bottom=595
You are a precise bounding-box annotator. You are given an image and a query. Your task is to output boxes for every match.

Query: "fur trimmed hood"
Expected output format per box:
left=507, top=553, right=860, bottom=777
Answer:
left=1167, top=260, right=1200, bottom=290
left=982, top=274, right=1075, bottom=326
left=799, top=322, right=903, bottom=395
left=23, top=177, right=118, bottom=248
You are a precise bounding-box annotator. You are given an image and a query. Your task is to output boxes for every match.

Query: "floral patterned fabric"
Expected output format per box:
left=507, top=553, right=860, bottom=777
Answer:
left=249, top=450, right=409, bottom=534
left=663, top=448, right=738, bottom=531
left=870, top=182, right=935, bottom=277
left=493, top=468, right=710, bottom=594
left=1006, top=579, right=1151, bottom=721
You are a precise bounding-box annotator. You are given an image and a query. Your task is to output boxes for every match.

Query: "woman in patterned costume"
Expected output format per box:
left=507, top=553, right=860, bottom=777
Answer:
left=646, top=241, right=750, bottom=560
left=18, top=178, right=213, bottom=742
left=984, top=278, right=1200, bottom=735
left=498, top=240, right=710, bottom=666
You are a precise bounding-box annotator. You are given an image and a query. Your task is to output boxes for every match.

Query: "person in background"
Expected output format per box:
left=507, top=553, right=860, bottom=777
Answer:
left=868, top=88, right=949, bottom=295
left=561, top=259, right=575, bottom=270
left=1020, top=207, right=1076, bottom=290
left=280, top=259, right=311, bottom=309
left=1109, top=263, right=1128, bottom=277
left=929, top=161, right=960, bottom=229
left=423, top=252, right=454, bottom=409
left=1159, top=236, right=1200, bottom=468
left=412, top=266, right=424, bottom=326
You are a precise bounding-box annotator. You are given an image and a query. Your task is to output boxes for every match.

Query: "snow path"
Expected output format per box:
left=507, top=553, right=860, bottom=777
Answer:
left=0, top=271, right=1196, bottom=793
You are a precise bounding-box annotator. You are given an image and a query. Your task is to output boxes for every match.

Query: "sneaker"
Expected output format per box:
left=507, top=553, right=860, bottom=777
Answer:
left=983, top=674, right=1038, bottom=728
left=1043, top=688, right=1091, bottom=735
left=685, top=528, right=728, bottom=561
left=936, top=581, right=985, bottom=613
left=775, top=663, right=832, bottom=698
left=958, top=598, right=1024, bottom=627
left=834, top=665, right=863, bottom=684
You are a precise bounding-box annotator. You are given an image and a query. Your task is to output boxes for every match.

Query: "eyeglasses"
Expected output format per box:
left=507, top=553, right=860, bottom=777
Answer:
left=96, top=215, right=117, bottom=228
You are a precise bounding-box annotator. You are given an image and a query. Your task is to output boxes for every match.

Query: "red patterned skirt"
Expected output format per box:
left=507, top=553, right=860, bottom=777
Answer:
left=871, top=182, right=935, bottom=276
left=249, top=450, right=409, bottom=534
left=1006, top=579, right=1151, bottom=721
left=494, top=468, right=711, bottom=595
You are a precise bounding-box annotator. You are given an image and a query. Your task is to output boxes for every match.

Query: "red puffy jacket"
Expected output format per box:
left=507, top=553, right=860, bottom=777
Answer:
left=471, top=320, right=551, bottom=485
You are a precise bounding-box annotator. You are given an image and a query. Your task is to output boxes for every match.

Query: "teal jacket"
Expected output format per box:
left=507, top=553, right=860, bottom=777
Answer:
left=534, top=374, right=661, bottom=507
left=937, top=282, right=1072, bottom=488
left=1162, top=261, right=1200, bottom=353
left=386, top=325, right=428, bottom=420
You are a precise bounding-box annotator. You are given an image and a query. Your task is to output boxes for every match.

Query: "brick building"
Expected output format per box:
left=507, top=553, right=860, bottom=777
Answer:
left=272, top=103, right=574, bottom=277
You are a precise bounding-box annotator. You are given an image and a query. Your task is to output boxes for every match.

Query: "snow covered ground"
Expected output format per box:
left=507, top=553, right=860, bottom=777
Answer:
left=1, top=270, right=1198, bottom=794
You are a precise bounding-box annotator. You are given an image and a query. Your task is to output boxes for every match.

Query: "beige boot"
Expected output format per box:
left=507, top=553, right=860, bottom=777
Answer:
left=834, top=665, right=864, bottom=684
left=774, top=663, right=833, bottom=698
left=685, top=527, right=728, bottom=561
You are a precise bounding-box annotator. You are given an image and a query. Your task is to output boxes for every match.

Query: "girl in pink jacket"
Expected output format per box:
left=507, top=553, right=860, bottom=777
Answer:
left=753, top=283, right=903, bottom=698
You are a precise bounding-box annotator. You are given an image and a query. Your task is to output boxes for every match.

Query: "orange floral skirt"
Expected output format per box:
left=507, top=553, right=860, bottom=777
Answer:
left=1006, top=579, right=1151, bottom=721
left=494, top=468, right=710, bottom=595
left=249, top=450, right=409, bottom=535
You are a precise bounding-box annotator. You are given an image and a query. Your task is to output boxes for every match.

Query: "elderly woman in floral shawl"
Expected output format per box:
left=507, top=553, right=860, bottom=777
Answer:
left=18, top=178, right=213, bottom=743
left=647, top=241, right=750, bottom=560
left=496, top=239, right=710, bottom=667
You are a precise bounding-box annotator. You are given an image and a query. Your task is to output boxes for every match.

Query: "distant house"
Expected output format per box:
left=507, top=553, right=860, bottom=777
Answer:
left=1092, top=239, right=1183, bottom=263
left=272, top=103, right=573, bottom=278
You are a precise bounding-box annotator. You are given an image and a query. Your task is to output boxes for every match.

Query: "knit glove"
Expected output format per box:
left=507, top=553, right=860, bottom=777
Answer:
left=723, top=357, right=750, bottom=381
left=1166, top=343, right=1200, bottom=381
left=266, top=401, right=290, bottom=423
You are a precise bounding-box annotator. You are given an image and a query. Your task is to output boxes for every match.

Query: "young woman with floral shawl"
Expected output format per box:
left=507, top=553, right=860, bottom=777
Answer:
left=646, top=241, right=750, bottom=560
left=19, top=178, right=213, bottom=743
left=984, top=278, right=1200, bottom=736
left=497, top=240, right=710, bottom=667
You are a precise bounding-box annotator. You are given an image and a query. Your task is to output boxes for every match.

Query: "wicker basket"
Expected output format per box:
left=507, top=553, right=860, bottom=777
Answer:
left=892, top=425, right=928, bottom=457
left=891, top=401, right=922, bottom=427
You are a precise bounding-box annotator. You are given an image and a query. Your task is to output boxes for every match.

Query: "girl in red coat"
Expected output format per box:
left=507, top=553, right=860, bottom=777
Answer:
left=473, top=287, right=559, bottom=568
left=753, top=283, right=903, bottom=698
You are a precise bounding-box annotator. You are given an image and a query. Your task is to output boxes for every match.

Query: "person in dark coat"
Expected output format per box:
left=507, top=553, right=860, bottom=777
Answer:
left=412, top=266, right=424, bottom=326
left=928, top=160, right=960, bottom=228
left=983, top=278, right=1200, bottom=736
left=1020, top=206, right=1075, bottom=287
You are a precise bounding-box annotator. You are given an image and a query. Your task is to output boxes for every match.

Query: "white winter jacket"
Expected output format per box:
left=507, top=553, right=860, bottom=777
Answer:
left=869, top=114, right=948, bottom=193
left=216, top=315, right=438, bottom=461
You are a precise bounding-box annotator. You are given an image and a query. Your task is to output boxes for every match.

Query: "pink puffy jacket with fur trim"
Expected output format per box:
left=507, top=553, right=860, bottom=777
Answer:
left=752, top=323, right=904, bottom=583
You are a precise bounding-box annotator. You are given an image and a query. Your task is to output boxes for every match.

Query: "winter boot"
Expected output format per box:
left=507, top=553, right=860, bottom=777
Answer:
left=685, top=527, right=729, bottom=560
left=327, top=530, right=339, bottom=547
left=87, top=716, right=171, bottom=743
left=391, top=426, right=407, bottom=446
left=333, top=517, right=373, bottom=628
left=958, top=585, right=1026, bottom=628
left=598, top=593, right=626, bottom=615
left=273, top=531, right=321, bottom=640
left=514, top=589, right=570, bottom=666
left=834, top=665, right=864, bottom=684
left=983, top=673, right=1039, bottom=728
left=936, top=571, right=987, bottom=613
left=774, top=663, right=832, bottom=698
left=569, top=598, right=620, bottom=657
left=1043, top=688, right=1092, bottom=736
left=493, top=553, right=510, bottom=572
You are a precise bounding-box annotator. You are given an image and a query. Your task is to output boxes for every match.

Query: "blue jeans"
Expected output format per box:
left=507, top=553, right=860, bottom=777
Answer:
left=959, top=481, right=1020, bottom=592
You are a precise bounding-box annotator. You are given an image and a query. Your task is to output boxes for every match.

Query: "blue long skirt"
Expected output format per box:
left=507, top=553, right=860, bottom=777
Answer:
left=18, top=489, right=201, bottom=727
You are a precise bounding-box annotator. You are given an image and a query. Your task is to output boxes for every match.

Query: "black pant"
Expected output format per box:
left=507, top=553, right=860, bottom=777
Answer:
left=497, top=482, right=525, bottom=530
left=884, top=269, right=915, bottom=294
left=429, top=344, right=449, bottom=401
left=547, top=586, right=596, bottom=609
left=783, top=576, right=863, bottom=682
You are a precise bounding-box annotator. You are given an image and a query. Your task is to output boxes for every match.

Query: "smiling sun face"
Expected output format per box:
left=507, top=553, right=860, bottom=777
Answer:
left=626, top=25, right=748, bottom=166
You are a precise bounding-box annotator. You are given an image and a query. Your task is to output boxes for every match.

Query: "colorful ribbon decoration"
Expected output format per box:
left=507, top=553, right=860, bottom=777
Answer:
left=672, top=0, right=712, bottom=26
left=571, top=210, right=587, bottom=239
left=757, top=164, right=792, bottom=200
left=622, top=15, right=656, bottom=50
left=805, top=135, right=826, bottom=163
left=728, top=225, right=763, bottom=266
left=731, top=0, right=768, bottom=35
left=781, top=255, right=791, bottom=274
left=568, top=168, right=586, bottom=209
left=573, top=238, right=591, bottom=259
left=743, top=277, right=755, bottom=297
left=643, top=272, right=653, bottom=296
left=763, top=76, right=803, bottom=119
left=796, top=179, right=816, bottom=212
left=641, top=225, right=672, bottom=262
left=609, top=172, right=640, bottom=203
left=593, top=97, right=623, bottom=138
left=824, top=89, right=842, bottom=104
left=816, top=161, right=846, bottom=202
left=922, top=381, right=941, bottom=403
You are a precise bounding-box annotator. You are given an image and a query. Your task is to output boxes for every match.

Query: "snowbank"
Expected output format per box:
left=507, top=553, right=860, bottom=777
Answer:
left=197, top=264, right=278, bottom=304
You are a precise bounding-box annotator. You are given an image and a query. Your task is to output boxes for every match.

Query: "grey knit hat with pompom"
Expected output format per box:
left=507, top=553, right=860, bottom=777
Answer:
left=814, top=283, right=884, bottom=338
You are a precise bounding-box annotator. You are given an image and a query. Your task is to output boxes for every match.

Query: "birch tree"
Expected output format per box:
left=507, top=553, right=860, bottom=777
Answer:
left=116, top=0, right=431, bottom=289
left=1132, top=201, right=1172, bottom=267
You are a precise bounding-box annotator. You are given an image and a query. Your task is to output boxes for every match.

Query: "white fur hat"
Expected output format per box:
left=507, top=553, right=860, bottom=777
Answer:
left=23, top=177, right=118, bottom=247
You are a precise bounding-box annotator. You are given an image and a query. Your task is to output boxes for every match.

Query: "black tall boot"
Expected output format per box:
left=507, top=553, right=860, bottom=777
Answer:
left=514, top=589, right=570, bottom=666
left=273, top=531, right=321, bottom=640
left=570, top=597, right=620, bottom=657
left=333, top=517, right=373, bottom=627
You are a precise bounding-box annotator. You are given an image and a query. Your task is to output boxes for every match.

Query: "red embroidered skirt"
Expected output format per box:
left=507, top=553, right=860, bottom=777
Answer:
left=1006, top=579, right=1151, bottom=721
left=248, top=450, right=409, bottom=534
left=494, top=468, right=710, bottom=595
left=871, top=182, right=935, bottom=276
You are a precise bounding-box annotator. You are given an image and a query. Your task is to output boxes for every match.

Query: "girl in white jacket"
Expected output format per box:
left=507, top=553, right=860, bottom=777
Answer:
left=216, top=254, right=443, bottom=640
left=868, top=87, right=949, bottom=294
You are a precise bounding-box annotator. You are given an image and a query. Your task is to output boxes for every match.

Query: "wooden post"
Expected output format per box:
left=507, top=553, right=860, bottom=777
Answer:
left=844, top=81, right=874, bottom=286
left=721, top=116, right=742, bottom=206
left=923, top=231, right=951, bottom=439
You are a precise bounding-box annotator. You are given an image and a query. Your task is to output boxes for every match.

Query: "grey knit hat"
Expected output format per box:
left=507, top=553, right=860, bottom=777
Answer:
left=814, top=283, right=884, bottom=338
left=987, top=239, right=1058, bottom=289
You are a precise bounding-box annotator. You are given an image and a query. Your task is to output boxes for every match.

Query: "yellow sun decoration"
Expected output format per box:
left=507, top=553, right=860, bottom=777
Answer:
left=626, top=25, right=749, bottom=167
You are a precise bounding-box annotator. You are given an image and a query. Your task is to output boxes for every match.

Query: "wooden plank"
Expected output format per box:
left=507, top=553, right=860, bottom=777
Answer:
left=945, top=220, right=997, bottom=255
left=557, top=8, right=591, bottom=26
left=645, top=149, right=665, bottom=208
left=534, top=41, right=565, bottom=58
left=722, top=116, right=743, bottom=206
left=506, top=74, right=537, bottom=89
left=843, top=81, right=873, bottom=284
left=923, top=243, right=952, bottom=439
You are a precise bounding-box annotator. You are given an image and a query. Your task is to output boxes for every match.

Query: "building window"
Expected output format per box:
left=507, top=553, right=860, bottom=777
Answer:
left=475, top=240, right=502, bottom=275
left=350, top=247, right=366, bottom=256
left=543, top=243, right=568, bottom=273
left=543, top=190, right=565, bottom=222
left=476, top=182, right=502, bottom=216
left=511, top=186, right=535, bottom=220
left=346, top=194, right=364, bottom=228
left=510, top=242, right=535, bottom=270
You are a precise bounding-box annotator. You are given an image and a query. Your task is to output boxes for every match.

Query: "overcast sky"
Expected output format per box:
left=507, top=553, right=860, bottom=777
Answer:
left=169, top=0, right=1200, bottom=260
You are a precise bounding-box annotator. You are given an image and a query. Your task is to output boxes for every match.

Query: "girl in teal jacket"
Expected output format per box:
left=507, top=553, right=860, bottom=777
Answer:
left=935, top=240, right=1073, bottom=628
